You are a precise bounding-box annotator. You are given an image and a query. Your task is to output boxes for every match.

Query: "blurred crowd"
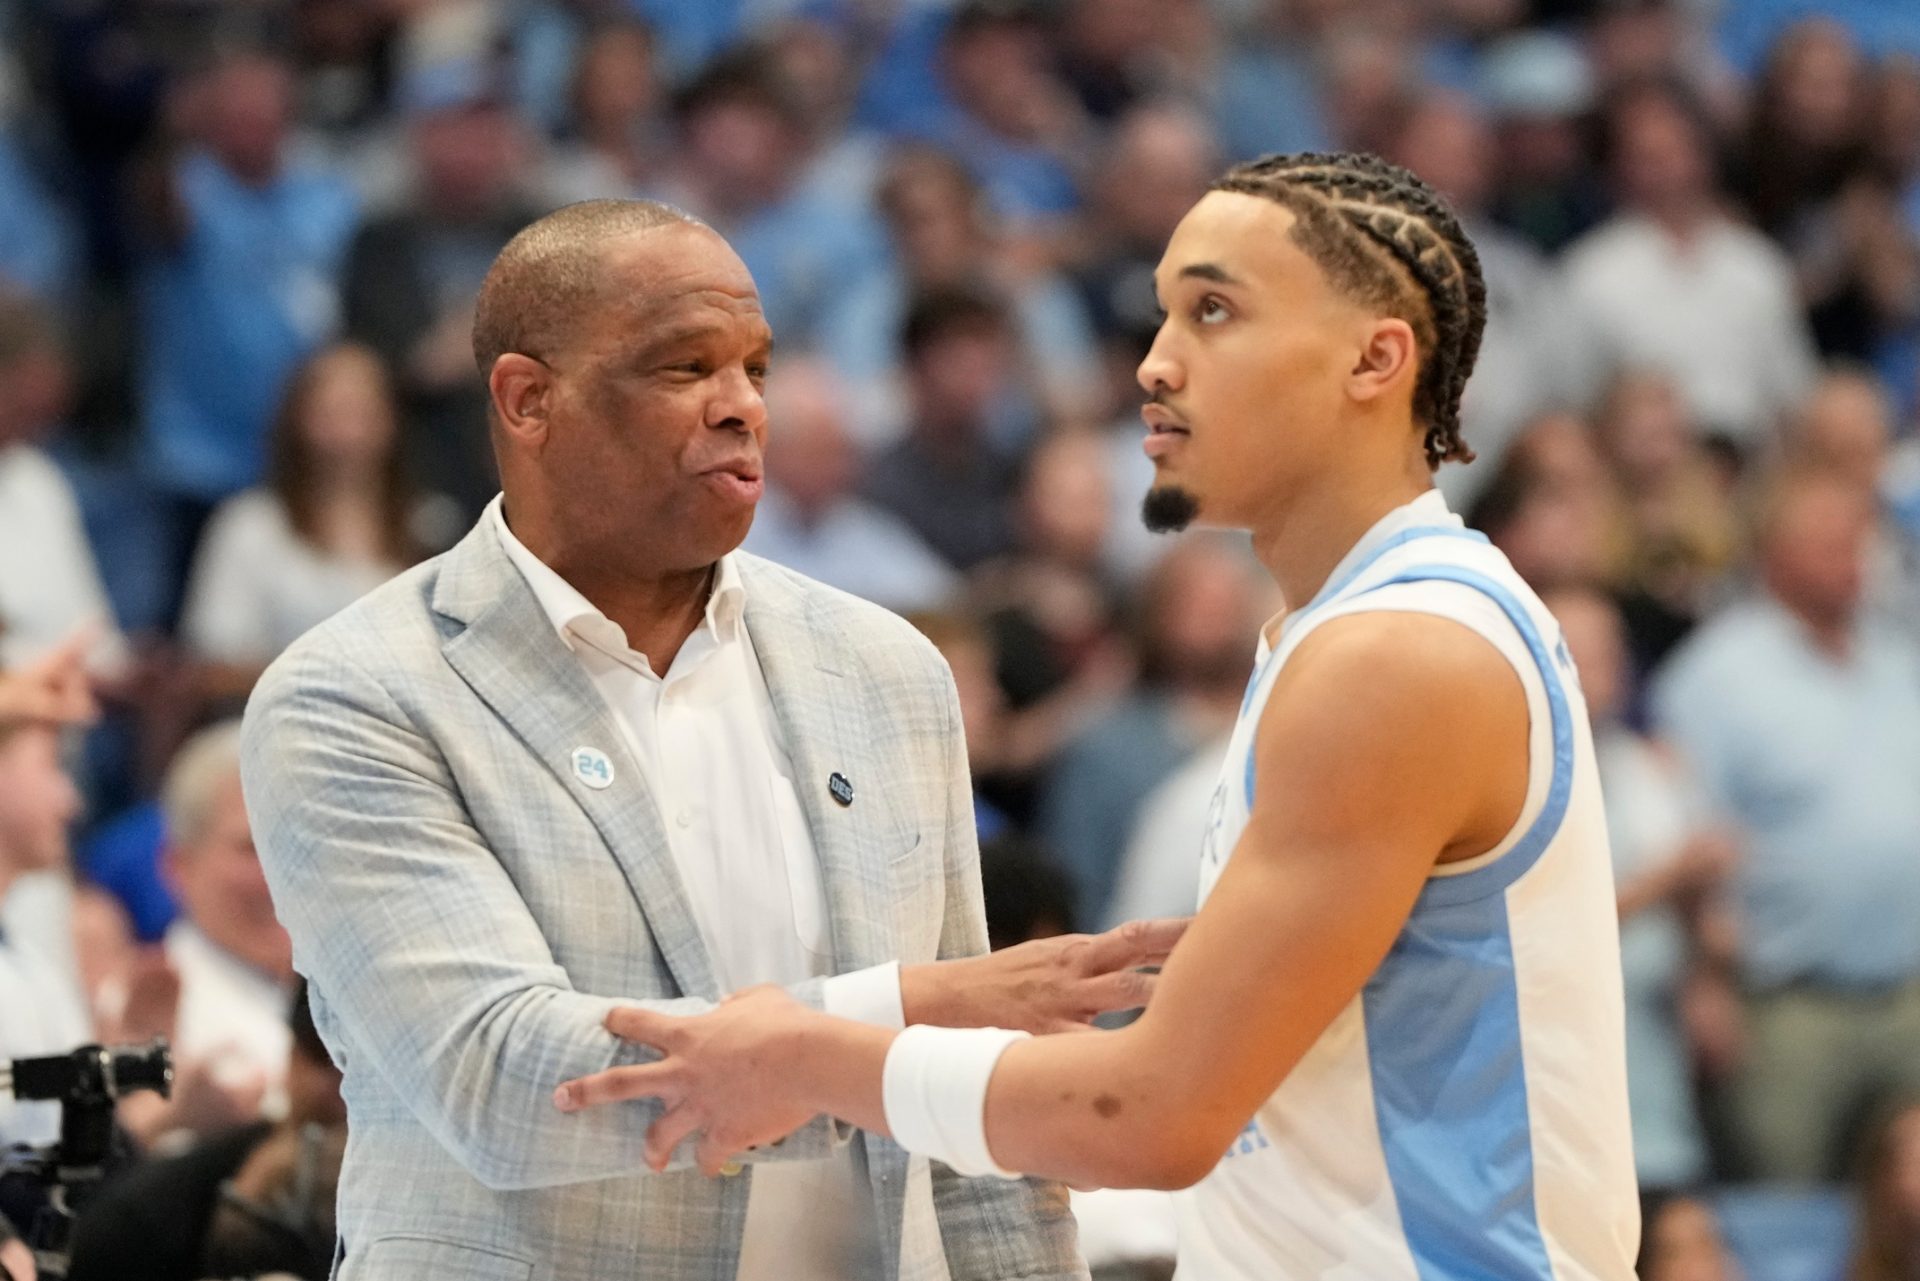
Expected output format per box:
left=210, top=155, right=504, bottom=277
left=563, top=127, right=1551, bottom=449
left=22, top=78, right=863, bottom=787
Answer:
left=1, top=0, right=1919, bottom=1278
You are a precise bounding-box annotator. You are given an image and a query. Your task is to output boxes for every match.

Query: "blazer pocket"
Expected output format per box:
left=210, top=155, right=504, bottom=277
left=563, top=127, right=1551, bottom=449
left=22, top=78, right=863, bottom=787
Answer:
left=888, top=832, right=925, bottom=865
left=357, top=1234, right=535, bottom=1280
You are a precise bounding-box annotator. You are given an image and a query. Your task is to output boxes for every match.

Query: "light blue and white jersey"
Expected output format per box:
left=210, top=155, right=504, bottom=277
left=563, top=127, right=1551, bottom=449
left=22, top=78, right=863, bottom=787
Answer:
left=1174, top=490, right=1638, bottom=1281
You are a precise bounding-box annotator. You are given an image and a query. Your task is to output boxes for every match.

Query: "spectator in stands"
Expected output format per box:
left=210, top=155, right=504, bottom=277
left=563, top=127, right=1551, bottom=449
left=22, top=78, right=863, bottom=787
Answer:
left=907, top=611, right=1017, bottom=842
left=0, top=293, right=124, bottom=672
left=1203, top=0, right=1331, bottom=165
left=978, top=833, right=1075, bottom=951
left=1041, top=535, right=1259, bottom=922
left=1381, top=89, right=1573, bottom=508
left=1562, top=77, right=1819, bottom=450
left=134, top=50, right=361, bottom=618
left=67, top=980, right=347, bottom=1281
left=909, top=0, right=1086, bottom=233
left=343, top=56, right=541, bottom=520
left=1593, top=371, right=1742, bottom=625
left=1549, top=586, right=1737, bottom=1194
left=824, top=143, right=1099, bottom=446
left=159, top=721, right=295, bottom=1122
left=863, top=286, right=1025, bottom=570
left=1849, top=1099, right=1920, bottom=1281
left=1478, top=30, right=1606, bottom=253
left=658, top=48, right=885, bottom=352
left=1785, top=370, right=1920, bottom=628
left=543, top=19, right=665, bottom=206
left=1653, top=467, right=1920, bottom=1181
left=180, top=343, right=439, bottom=712
left=741, top=359, right=958, bottom=613
left=0, top=717, right=89, bottom=1151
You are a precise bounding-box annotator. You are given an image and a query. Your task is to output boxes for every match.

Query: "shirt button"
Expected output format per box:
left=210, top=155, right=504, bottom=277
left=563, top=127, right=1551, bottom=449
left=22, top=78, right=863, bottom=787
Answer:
left=676, top=809, right=693, bottom=829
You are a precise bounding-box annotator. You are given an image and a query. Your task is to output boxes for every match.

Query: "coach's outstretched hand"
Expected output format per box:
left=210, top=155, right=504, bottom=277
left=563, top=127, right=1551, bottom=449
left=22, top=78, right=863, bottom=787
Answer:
left=557, top=988, right=829, bottom=1175
left=901, top=917, right=1188, bottom=1035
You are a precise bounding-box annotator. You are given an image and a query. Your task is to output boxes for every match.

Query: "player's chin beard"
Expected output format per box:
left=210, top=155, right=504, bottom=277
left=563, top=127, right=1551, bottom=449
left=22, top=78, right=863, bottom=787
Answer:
left=1141, top=484, right=1200, bottom=533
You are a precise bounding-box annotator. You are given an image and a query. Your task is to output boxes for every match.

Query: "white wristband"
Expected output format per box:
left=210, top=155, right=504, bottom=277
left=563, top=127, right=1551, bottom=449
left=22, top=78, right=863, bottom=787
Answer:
left=881, top=1024, right=1031, bottom=1179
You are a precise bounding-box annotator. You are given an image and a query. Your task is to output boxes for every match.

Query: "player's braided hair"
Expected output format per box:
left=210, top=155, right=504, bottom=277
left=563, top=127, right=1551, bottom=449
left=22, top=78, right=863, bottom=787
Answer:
left=1210, top=151, right=1487, bottom=469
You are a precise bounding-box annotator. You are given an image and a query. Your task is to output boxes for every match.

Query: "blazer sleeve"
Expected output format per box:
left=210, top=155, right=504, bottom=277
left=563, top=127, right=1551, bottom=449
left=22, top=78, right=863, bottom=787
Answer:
left=240, top=642, right=847, bottom=1192
left=918, top=658, right=1089, bottom=1281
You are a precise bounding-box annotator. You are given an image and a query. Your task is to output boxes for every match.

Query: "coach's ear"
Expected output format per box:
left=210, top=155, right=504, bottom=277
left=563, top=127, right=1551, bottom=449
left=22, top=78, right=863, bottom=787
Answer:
left=1345, top=316, right=1419, bottom=412
left=489, top=352, right=554, bottom=448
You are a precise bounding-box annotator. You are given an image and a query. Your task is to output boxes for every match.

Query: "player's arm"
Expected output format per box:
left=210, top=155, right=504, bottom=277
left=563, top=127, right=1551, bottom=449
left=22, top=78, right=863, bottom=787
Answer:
left=556, top=611, right=1528, bottom=1188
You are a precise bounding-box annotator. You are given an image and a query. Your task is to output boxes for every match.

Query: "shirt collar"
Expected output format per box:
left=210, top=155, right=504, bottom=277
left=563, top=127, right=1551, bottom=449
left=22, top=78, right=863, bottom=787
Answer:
left=485, top=494, right=747, bottom=656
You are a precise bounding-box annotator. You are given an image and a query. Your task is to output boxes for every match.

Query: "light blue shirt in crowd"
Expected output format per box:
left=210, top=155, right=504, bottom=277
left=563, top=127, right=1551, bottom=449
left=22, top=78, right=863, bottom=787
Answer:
left=137, top=149, right=360, bottom=500
left=1652, top=596, right=1920, bottom=990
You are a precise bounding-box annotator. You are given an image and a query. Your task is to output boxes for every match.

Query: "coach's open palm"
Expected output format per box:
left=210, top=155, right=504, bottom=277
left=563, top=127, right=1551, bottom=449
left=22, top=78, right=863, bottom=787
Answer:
left=555, top=988, right=826, bottom=1176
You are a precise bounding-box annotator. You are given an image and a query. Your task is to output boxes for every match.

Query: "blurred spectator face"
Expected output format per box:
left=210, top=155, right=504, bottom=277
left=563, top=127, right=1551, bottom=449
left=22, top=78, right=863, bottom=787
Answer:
left=1764, top=20, right=1865, bottom=154
left=1597, top=373, right=1692, bottom=486
left=1586, top=6, right=1688, bottom=90
left=682, top=94, right=798, bottom=210
left=1870, top=1104, right=1920, bottom=1225
left=573, top=24, right=659, bottom=139
left=1097, top=105, right=1217, bottom=250
left=200, top=56, right=294, bottom=184
left=879, top=149, right=984, bottom=285
left=1141, top=538, right=1261, bottom=688
left=1384, top=92, right=1495, bottom=216
left=764, top=19, right=858, bottom=136
left=1323, top=28, right=1414, bottom=151
left=1641, top=1196, right=1741, bottom=1281
left=942, top=14, right=1058, bottom=141
left=163, top=765, right=293, bottom=981
left=1759, top=473, right=1874, bottom=631
left=1544, top=587, right=1627, bottom=724
left=909, top=315, right=1013, bottom=436
left=1018, top=433, right=1111, bottom=567
left=296, top=344, right=399, bottom=475
left=1792, top=374, right=1891, bottom=493
left=763, top=361, right=857, bottom=517
left=1483, top=416, right=1623, bottom=589
left=1611, top=91, right=1714, bottom=215
left=0, top=724, right=80, bottom=877
left=415, top=103, right=525, bottom=218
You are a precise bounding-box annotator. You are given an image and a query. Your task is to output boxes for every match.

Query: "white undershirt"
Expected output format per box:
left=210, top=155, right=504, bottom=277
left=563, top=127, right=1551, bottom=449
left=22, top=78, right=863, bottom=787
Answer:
left=489, top=496, right=903, bottom=1278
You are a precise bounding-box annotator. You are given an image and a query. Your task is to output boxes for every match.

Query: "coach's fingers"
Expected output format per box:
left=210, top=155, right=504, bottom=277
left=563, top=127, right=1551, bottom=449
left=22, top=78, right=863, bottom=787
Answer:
left=645, top=1103, right=706, bottom=1172
left=1078, top=967, right=1157, bottom=1015
left=1074, top=917, right=1189, bottom=974
left=604, top=1005, right=686, bottom=1050
left=553, top=1060, right=679, bottom=1113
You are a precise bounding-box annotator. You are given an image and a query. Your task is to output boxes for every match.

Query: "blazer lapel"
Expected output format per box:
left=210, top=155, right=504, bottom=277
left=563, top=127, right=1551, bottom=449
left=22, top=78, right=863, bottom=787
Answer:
left=740, top=559, right=895, bottom=973
left=431, top=521, right=720, bottom=1000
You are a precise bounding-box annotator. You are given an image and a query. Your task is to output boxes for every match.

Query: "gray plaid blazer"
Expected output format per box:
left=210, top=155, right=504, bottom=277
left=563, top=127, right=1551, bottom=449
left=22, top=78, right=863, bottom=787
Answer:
left=239, top=516, right=1085, bottom=1281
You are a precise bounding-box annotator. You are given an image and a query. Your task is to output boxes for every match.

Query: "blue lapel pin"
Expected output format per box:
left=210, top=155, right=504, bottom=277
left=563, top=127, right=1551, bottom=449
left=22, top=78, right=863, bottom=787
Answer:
left=571, top=746, right=615, bottom=790
left=828, top=772, right=854, bottom=807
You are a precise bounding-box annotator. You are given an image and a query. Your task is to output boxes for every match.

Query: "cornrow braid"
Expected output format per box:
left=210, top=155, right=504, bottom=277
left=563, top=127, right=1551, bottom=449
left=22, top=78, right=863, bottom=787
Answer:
left=1210, top=151, right=1488, bottom=469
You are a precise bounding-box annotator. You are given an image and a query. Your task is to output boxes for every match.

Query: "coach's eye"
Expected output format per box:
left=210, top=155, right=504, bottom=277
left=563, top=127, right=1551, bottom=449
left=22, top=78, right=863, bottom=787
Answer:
left=1195, top=295, right=1230, bottom=325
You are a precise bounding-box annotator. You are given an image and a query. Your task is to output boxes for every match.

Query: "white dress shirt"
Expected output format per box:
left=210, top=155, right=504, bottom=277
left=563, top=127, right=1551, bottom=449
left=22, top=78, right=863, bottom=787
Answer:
left=0, top=904, right=92, bottom=1148
left=489, top=496, right=903, bottom=1278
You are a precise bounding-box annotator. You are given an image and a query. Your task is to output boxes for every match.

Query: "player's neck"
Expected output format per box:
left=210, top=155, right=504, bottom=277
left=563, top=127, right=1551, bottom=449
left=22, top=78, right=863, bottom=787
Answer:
left=1250, top=462, right=1432, bottom=613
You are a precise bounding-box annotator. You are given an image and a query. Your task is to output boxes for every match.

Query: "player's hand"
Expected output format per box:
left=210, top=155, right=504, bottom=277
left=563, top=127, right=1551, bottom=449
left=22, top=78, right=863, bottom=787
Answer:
left=554, top=988, right=824, bottom=1176
left=901, top=917, right=1189, bottom=1035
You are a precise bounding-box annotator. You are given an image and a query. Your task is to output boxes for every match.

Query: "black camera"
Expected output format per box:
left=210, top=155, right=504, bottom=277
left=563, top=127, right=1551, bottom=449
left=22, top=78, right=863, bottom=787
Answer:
left=2, top=1040, right=172, bottom=1280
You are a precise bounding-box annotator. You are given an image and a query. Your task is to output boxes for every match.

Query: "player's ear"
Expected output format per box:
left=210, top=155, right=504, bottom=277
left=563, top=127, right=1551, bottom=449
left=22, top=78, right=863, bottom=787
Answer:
left=1346, top=317, right=1418, bottom=410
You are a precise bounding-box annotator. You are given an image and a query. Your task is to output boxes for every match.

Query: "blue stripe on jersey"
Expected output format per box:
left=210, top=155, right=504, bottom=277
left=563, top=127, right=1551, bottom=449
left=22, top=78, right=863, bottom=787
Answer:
left=1356, top=564, right=1573, bottom=1281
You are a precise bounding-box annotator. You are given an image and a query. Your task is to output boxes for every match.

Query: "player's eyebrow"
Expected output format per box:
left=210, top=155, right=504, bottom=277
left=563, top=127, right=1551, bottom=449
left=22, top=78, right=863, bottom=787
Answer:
left=1178, top=262, right=1243, bottom=287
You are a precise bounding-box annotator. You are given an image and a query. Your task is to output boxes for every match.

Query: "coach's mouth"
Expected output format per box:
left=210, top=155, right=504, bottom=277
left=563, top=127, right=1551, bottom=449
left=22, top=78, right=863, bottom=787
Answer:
left=701, top=458, right=764, bottom=502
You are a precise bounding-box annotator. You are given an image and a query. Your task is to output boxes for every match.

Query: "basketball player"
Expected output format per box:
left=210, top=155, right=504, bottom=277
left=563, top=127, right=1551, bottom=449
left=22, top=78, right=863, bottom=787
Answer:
left=552, top=152, right=1640, bottom=1278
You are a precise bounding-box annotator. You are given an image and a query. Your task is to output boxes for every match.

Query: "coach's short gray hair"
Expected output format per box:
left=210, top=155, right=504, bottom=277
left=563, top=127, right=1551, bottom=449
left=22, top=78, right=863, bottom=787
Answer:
left=161, top=720, right=245, bottom=852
